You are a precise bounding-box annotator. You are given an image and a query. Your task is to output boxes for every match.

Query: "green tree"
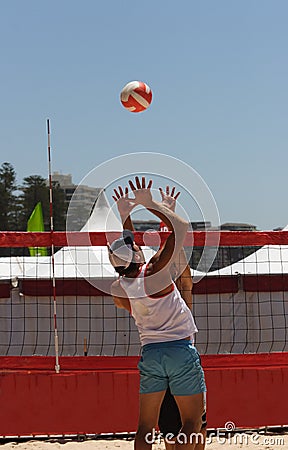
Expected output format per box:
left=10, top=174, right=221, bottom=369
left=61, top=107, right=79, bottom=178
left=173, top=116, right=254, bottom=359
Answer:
left=18, top=175, right=50, bottom=230
left=18, top=175, right=67, bottom=231
left=0, top=162, right=20, bottom=255
left=0, top=162, right=19, bottom=231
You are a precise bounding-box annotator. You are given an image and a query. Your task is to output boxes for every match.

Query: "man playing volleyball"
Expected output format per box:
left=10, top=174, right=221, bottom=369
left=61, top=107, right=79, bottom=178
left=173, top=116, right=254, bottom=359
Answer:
left=108, top=177, right=206, bottom=450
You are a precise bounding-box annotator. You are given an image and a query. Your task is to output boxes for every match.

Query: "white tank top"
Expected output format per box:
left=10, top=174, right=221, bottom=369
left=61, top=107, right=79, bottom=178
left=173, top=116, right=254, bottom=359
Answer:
left=120, top=264, right=198, bottom=346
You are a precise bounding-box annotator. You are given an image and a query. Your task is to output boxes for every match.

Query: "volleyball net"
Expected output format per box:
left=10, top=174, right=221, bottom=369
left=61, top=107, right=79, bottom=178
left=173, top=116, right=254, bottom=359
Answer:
left=0, top=230, right=288, bottom=357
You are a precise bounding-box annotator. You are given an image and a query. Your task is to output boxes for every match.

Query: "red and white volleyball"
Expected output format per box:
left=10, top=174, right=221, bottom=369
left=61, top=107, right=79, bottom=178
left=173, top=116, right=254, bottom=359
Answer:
left=120, top=81, right=152, bottom=113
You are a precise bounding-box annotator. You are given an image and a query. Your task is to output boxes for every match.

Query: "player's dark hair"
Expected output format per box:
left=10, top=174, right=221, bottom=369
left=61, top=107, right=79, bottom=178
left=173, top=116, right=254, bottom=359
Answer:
left=115, top=261, right=139, bottom=276
left=123, top=232, right=134, bottom=246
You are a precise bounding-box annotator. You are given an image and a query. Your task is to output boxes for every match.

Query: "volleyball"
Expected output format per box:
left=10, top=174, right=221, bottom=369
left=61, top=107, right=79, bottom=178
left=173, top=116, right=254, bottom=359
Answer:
left=120, top=81, right=153, bottom=113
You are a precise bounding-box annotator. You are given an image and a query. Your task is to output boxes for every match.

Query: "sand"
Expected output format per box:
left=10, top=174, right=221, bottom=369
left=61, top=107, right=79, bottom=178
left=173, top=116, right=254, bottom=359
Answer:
left=1, top=432, right=288, bottom=450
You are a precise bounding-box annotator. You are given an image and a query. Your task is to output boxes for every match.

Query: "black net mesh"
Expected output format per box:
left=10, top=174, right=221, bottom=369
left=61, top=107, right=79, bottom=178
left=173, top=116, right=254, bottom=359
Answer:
left=0, top=232, right=288, bottom=356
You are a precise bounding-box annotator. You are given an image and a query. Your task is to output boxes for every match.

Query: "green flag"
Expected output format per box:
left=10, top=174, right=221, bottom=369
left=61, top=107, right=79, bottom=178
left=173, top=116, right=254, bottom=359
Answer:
left=27, top=202, right=48, bottom=256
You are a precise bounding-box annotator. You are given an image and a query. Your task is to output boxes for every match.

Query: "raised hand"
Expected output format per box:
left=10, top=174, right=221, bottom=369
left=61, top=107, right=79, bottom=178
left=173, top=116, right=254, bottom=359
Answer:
left=128, top=176, right=153, bottom=206
left=112, top=185, right=135, bottom=217
left=159, top=186, right=180, bottom=212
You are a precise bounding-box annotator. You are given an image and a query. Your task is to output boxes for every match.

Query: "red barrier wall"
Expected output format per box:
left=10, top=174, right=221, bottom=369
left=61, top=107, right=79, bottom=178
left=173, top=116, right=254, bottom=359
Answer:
left=0, top=354, right=288, bottom=437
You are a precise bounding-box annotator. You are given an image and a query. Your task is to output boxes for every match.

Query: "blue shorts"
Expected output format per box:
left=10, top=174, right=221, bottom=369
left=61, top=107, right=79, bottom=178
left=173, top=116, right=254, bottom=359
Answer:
left=138, top=339, right=206, bottom=396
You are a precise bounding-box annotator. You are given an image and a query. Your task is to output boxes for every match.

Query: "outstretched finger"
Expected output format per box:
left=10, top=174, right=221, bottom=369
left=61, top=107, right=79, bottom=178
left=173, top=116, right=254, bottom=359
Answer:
left=129, top=179, right=137, bottom=191
left=159, top=187, right=164, bottom=200
left=171, top=187, right=175, bottom=197
left=147, top=179, right=153, bottom=189
left=118, top=186, right=124, bottom=197
left=174, top=191, right=181, bottom=200
left=135, top=176, right=141, bottom=189
left=124, top=186, right=129, bottom=197
left=141, top=176, right=146, bottom=188
left=113, top=189, right=120, bottom=200
left=166, top=185, right=169, bottom=195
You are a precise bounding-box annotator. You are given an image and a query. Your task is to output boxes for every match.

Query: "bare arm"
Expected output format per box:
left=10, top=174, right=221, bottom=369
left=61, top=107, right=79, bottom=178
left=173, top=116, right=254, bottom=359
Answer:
left=112, top=185, right=146, bottom=263
left=128, top=177, right=189, bottom=275
left=158, top=186, right=193, bottom=309
left=175, top=264, right=193, bottom=310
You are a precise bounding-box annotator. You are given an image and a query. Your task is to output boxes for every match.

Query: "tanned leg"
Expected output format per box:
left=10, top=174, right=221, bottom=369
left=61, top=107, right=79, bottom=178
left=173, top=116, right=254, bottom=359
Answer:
left=173, top=392, right=204, bottom=450
left=135, top=390, right=166, bottom=450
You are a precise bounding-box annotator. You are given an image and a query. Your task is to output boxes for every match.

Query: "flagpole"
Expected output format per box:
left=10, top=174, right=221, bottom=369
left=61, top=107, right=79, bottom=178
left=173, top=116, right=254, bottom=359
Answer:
left=47, top=119, right=60, bottom=374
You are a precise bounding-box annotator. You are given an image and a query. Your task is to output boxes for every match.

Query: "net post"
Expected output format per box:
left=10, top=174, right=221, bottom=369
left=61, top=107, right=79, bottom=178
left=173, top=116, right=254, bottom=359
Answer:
left=47, top=119, right=60, bottom=374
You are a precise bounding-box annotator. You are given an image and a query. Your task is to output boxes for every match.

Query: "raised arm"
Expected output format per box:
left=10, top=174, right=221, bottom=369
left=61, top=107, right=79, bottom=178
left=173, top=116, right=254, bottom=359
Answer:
left=158, top=186, right=193, bottom=309
left=128, top=177, right=189, bottom=275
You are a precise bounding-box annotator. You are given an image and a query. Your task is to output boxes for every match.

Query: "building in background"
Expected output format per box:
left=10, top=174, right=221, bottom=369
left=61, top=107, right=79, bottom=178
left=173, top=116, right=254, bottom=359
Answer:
left=133, top=220, right=212, bottom=232
left=133, top=220, right=160, bottom=231
left=221, top=222, right=257, bottom=232
left=52, top=172, right=101, bottom=230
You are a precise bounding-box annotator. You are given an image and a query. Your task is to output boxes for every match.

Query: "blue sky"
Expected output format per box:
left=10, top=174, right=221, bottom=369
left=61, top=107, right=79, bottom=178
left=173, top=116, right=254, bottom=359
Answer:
left=1, top=0, right=287, bottom=230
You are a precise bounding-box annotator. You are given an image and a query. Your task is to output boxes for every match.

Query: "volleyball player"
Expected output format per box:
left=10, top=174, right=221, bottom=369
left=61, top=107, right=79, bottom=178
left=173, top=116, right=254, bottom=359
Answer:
left=108, top=177, right=206, bottom=450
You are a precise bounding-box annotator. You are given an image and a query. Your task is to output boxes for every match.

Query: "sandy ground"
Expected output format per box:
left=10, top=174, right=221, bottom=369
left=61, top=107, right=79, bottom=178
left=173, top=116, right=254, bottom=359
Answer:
left=1, top=433, right=288, bottom=450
